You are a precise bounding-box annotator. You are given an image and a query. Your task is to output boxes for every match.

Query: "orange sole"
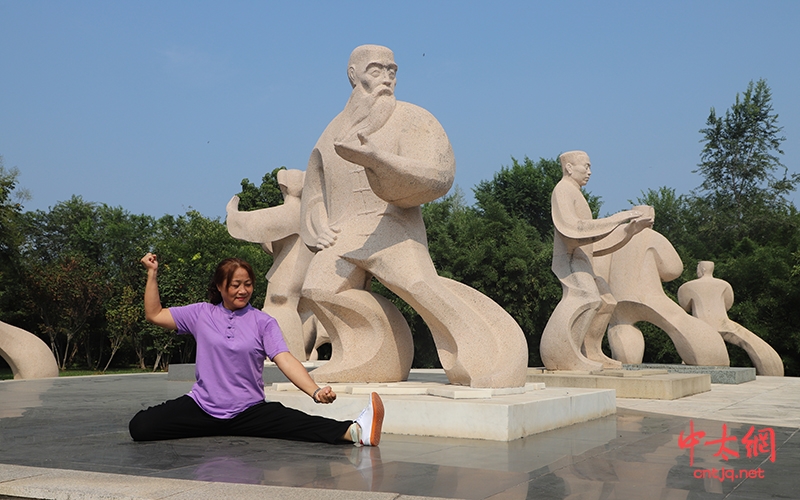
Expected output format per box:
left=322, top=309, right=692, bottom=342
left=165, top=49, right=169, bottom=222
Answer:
left=369, top=392, right=384, bottom=446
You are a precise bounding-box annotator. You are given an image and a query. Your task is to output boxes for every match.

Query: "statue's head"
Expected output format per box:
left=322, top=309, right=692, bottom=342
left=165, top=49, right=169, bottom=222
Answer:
left=697, top=261, right=715, bottom=278
left=347, top=45, right=397, bottom=96
left=559, top=151, right=591, bottom=186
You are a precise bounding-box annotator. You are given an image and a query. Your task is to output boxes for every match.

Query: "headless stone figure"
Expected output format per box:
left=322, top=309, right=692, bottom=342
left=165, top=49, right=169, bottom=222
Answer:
left=678, top=261, right=783, bottom=376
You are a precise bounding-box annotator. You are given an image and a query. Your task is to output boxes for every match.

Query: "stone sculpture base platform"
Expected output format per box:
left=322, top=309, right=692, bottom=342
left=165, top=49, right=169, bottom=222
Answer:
left=265, top=380, right=615, bottom=442
left=168, top=364, right=616, bottom=441
left=623, top=363, right=756, bottom=384
left=527, top=368, right=710, bottom=400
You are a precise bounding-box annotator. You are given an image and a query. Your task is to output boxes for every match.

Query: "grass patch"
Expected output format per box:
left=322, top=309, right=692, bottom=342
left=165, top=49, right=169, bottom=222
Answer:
left=59, top=367, right=154, bottom=377
left=0, top=366, right=153, bottom=380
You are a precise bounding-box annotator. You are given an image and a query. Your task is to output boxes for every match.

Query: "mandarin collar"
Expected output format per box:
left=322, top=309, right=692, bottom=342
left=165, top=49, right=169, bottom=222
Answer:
left=216, top=302, right=252, bottom=316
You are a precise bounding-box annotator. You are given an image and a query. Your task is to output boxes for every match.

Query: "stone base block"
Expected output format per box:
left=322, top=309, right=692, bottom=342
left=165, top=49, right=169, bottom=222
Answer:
left=264, top=381, right=615, bottom=441
left=527, top=368, right=710, bottom=400
left=623, top=363, right=756, bottom=384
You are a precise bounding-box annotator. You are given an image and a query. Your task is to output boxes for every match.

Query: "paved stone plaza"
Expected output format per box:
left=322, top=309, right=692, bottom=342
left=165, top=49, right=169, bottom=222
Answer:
left=1, top=373, right=799, bottom=499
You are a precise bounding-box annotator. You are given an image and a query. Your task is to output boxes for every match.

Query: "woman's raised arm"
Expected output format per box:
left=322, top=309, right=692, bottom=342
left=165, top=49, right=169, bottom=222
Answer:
left=141, top=253, right=177, bottom=330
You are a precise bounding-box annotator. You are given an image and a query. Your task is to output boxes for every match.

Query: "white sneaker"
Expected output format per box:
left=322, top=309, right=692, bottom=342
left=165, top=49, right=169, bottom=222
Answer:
left=354, top=392, right=384, bottom=446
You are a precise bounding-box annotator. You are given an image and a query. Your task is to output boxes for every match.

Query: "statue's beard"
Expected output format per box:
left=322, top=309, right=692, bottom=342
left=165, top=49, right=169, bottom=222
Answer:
left=336, top=86, right=396, bottom=143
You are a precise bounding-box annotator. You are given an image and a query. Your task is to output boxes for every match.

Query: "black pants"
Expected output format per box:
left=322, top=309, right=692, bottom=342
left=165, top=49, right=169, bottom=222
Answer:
left=129, top=395, right=352, bottom=444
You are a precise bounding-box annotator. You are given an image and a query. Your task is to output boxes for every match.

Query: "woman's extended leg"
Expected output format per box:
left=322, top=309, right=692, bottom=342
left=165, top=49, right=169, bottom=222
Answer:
left=225, top=400, right=352, bottom=444
left=129, top=395, right=221, bottom=441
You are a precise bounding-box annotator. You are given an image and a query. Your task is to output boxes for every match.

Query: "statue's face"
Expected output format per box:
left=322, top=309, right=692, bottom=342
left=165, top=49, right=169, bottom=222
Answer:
left=567, top=154, right=592, bottom=186
left=355, top=50, right=397, bottom=96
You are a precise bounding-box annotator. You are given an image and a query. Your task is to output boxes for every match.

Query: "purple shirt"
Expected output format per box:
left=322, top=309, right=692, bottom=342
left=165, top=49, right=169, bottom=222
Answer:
left=169, top=302, right=289, bottom=418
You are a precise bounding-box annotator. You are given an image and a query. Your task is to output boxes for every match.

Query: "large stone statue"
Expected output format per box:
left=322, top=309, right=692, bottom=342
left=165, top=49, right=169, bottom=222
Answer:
left=540, top=151, right=654, bottom=371
left=0, top=320, right=58, bottom=379
left=299, top=45, right=528, bottom=387
left=226, top=169, right=325, bottom=360
left=678, top=261, right=783, bottom=375
left=594, top=230, right=730, bottom=366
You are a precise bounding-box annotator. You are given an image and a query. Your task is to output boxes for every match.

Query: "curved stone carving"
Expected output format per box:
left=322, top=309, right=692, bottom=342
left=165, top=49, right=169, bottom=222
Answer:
left=302, top=309, right=330, bottom=361
left=0, top=321, right=59, bottom=379
left=427, top=278, right=529, bottom=387
left=302, top=288, right=413, bottom=383
left=594, top=229, right=730, bottom=366
left=299, top=45, right=527, bottom=387
left=678, top=261, right=783, bottom=375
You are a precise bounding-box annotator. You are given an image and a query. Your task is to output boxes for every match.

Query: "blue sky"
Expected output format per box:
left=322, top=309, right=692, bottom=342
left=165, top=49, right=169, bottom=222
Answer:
left=1, top=0, right=798, bottom=220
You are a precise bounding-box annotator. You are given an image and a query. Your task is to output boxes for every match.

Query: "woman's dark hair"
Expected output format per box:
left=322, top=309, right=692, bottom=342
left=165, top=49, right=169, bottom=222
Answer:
left=207, top=258, right=256, bottom=304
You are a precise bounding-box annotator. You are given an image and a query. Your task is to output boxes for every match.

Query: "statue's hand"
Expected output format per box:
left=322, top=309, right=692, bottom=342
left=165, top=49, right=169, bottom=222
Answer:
left=315, top=225, right=341, bottom=250
left=627, top=216, right=654, bottom=235
left=334, top=132, right=379, bottom=168
left=612, top=209, right=642, bottom=224
left=226, top=195, right=241, bottom=214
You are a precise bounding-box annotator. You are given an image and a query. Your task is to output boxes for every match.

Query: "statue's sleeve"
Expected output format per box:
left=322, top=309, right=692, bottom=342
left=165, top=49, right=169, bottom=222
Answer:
left=225, top=196, right=299, bottom=251
left=300, top=147, right=326, bottom=248
left=363, top=104, right=455, bottom=208
left=551, top=181, right=625, bottom=247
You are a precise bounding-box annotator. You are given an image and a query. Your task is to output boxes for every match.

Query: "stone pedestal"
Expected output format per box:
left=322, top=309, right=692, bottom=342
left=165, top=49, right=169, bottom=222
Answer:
left=527, top=368, right=710, bottom=400
left=168, top=364, right=617, bottom=440
left=623, top=363, right=756, bottom=384
left=264, top=378, right=615, bottom=441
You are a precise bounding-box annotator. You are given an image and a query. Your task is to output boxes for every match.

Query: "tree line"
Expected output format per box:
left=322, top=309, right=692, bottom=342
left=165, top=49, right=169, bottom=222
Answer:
left=0, top=181, right=272, bottom=372
left=1, top=79, right=798, bottom=375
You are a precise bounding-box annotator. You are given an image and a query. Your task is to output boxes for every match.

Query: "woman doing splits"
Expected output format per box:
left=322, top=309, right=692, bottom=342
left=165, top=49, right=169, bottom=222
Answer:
left=128, top=253, right=383, bottom=446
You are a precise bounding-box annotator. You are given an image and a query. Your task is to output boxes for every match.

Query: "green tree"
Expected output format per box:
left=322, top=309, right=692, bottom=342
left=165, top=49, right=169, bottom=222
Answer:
left=25, top=254, right=111, bottom=369
left=0, top=160, right=23, bottom=258
left=236, top=167, right=286, bottom=211
left=151, top=210, right=271, bottom=307
left=19, top=197, right=157, bottom=369
left=633, top=187, right=690, bottom=246
left=103, top=285, right=142, bottom=372
left=692, top=80, right=800, bottom=373
left=0, top=158, right=30, bottom=321
left=17, top=199, right=274, bottom=371
left=697, top=79, right=797, bottom=232
left=473, top=156, right=601, bottom=238
left=626, top=81, right=800, bottom=372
